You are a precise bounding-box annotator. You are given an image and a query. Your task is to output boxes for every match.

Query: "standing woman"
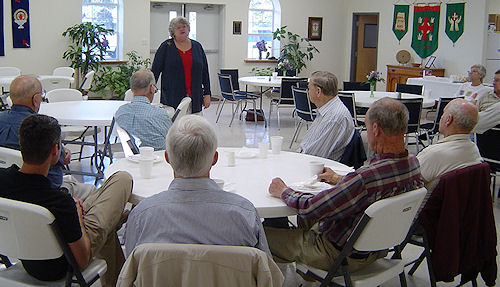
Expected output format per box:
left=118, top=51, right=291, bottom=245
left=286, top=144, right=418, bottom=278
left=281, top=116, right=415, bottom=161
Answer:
left=152, top=16, right=211, bottom=114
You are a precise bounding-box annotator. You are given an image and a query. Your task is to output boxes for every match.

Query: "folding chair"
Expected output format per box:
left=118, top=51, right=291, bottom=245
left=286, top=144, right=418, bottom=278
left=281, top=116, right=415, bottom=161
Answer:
left=79, top=71, right=95, bottom=94
left=290, top=86, right=316, bottom=148
left=171, top=96, right=192, bottom=122
left=395, top=83, right=424, bottom=95
left=0, top=197, right=107, bottom=287
left=40, top=77, right=72, bottom=92
left=269, top=77, right=307, bottom=129
left=296, top=187, right=427, bottom=287
left=0, top=146, right=23, bottom=168
left=0, top=67, right=21, bottom=77
left=53, top=67, right=75, bottom=78
left=398, top=98, right=423, bottom=153
left=338, top=92, right=365, bottom=129
left=476, top=125, right=500, bottom=201
left=343, top=81, right=370, bottom=91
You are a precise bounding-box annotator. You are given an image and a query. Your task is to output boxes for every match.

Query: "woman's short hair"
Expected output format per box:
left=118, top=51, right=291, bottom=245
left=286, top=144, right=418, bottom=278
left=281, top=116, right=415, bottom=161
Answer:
left=19, top=114, right=61, bottom=164
left=310, top=71, right=338, bottom=96
left=169, top=16, right=190, bottom=38
left=471, top=64, right=486, bottom=81
left=166, top=115, right=217, bottom=177
left=366, top=97, right=409, bottom=136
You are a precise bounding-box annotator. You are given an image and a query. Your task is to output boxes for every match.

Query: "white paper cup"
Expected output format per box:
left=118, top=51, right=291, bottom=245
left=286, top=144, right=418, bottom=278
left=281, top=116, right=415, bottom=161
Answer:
left=270, top=136, right=283, bottom=154
left=309, top=161, right=324, bottom=176
left=213, top=178, right=225, bottom=189
left=139, top=146, right=154, bottom=159
left=139, top=158, right=154, bottom=179
left=258, top=142, right=269, bottom=158
left=227, top=151, right=235, bottom=167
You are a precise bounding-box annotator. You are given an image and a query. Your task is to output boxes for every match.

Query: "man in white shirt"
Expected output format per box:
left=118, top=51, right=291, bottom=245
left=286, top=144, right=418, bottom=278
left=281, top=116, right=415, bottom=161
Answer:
left=417, top=98, right=482, bottom=200
left=298, top=71, right=354, bottom=161
left=454, top=64, right=491, bottom=102
left=476, top=69, right=500, bottom=112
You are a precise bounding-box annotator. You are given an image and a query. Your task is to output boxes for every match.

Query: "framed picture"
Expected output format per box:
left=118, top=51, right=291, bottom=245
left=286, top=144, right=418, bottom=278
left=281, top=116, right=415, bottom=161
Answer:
left=308, top=17, right=323, bottom=41
left=233, top=21, right=242, bottom=35
left=424, top=55, right=436, bottom=68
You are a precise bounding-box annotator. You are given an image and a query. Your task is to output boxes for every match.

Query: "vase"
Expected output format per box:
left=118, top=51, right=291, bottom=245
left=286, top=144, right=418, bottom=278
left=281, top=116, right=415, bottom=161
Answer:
left=370, top=82, right=375, bottom=98
left=259, top=51, right=262, bottom=60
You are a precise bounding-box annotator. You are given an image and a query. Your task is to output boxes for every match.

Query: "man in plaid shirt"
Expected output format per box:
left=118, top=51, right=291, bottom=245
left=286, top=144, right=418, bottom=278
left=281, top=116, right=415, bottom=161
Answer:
left=265, top=97, right=424, bottom=272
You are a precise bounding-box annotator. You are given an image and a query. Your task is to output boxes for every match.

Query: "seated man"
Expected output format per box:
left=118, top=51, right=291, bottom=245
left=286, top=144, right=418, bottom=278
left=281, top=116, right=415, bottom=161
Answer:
left=265, top=98, right=423, bottom=272
left=115, top=70, right=172, bottom=150
left=0, top=75, right=93, bottom=199
left=454, top=64, right=491, bottom=102
left=0, top=114, right=132, bottom=287
left=476, top=69, right=500, bottom=112
left=417, top=99, right=482, bottom=196
left=124, top=115, right=270, bottom=257
left=473, top=70, right=500, bottom=134
left=298, top=71, right=354, bottom=161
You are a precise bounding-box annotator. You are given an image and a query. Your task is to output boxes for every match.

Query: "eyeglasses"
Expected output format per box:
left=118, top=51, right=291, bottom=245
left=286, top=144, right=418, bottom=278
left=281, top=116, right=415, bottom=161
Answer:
left=153, top=84, right=158, bottom=94
left=33, top=90, right=47, bottom=102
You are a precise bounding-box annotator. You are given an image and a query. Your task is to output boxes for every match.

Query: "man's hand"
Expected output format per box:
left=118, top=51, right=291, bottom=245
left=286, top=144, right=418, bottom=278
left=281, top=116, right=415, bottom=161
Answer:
left=269, top=177, right=287, bottom=198
left=63, top=147, right=71, bottom=165
left=74, top=198, right=85, bottom=218
left=203, top=95, right=211, bottom=109
left=318, top=167, right=342, bottom=185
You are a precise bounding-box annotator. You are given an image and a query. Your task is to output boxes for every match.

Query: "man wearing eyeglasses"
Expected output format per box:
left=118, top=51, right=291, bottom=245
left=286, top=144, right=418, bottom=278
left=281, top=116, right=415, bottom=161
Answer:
left=473, top=69, right=500, bottom=134
left=114, top=70, right=172, bottom=151
left=0, top=75, right=93, bottom=200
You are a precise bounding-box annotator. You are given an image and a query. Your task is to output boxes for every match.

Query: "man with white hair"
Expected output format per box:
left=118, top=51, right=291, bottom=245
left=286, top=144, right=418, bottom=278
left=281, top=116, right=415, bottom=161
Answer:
left=124, top=115, right=270, bottom=257
left=417, top=98, right=482, bottom=197
left=115, top=70, right=172, bottom=150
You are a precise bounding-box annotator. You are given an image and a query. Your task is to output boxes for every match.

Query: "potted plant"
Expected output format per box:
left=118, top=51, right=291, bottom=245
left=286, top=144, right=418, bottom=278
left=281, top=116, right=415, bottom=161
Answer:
left=62, top=22, right=113, bottom=85
left=273, top=26, right=319, bottom=75
left=92, top=51, right=151, bottom=99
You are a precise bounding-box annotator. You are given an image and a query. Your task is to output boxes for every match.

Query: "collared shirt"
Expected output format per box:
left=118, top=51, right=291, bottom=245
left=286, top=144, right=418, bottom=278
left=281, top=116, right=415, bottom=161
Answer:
left=299, top=96, right=354, bottom=161
left=454, top=82, right=491, bottom=102
left=0, top=105, right=65, bottom=188
left=280, top=151, right=423, bottom=248
left=115, top=96, right=172, bottom=151
left=124, top=177, right=271, bottom=258
left=477, top=90, right=500, bottom=112
left=473, top=101, right=500, bottom=134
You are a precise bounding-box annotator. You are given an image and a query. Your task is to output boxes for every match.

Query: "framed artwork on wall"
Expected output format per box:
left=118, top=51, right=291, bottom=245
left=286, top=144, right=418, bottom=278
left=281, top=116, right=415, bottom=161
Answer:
left=308, top=17, right=323, bottom=41
left=233, top=21, right=242, bottom=35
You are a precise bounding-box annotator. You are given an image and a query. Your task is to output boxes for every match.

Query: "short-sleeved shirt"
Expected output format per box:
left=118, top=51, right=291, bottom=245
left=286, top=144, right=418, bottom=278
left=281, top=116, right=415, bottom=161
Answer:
left=0, top=165, right=81, bottom=281
left=477, top=91, right=500, bottom=112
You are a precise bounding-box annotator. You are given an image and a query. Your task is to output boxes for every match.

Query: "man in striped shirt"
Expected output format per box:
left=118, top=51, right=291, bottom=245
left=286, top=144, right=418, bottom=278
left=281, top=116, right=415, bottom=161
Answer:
left=298, top=71, right=354, bottom=161
left=265, top=97, right=424, bottom=272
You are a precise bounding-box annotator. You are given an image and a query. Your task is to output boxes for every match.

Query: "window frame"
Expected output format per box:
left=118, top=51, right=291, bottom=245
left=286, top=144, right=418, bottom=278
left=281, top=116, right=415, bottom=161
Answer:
left=247, top=0, right=281, bottom=59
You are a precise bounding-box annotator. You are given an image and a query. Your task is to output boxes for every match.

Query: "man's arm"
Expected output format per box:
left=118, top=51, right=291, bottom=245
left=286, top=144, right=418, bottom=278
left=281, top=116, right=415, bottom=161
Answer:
left=472, top=102, right=500, bottom=134
left=68, top=198, right=90, bottom=270
left=301, top=116, right=352, bottom=160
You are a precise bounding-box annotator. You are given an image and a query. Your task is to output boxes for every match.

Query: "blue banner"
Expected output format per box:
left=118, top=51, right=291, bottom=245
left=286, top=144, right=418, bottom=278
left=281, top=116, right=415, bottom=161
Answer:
left=0, top=0, right=4, bottom=56
left=11, top=0, right=30, bottom=48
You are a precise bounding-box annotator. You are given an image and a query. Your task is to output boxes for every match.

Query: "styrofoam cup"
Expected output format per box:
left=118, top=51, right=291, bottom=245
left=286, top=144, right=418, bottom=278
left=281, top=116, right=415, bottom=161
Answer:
left=258, top=142, right=269, bottom=158
left=139, top=158, right=154, bottom=179
left=139, top=146, right=154, bottom=159
left=270, top=136, right=283, bottom=154
left=309, top=161, right=324, bottom=176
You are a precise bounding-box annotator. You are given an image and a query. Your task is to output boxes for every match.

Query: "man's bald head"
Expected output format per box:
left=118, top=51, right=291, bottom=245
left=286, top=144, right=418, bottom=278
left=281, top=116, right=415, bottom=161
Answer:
left=440, top=98, right=478, bottom=135
left=10, top=75, right=42, bottom=103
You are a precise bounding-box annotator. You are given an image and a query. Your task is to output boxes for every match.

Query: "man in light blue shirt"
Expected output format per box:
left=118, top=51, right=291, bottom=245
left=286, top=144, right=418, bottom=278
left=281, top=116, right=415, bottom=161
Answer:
left=115, top=70, right=172, bottom=150
left=124, top=115, right=270, bottom=257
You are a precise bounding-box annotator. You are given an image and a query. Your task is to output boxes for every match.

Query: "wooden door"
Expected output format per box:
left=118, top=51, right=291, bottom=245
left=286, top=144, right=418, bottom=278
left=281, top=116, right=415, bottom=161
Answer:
left=353, top=15, right=379, bottom=82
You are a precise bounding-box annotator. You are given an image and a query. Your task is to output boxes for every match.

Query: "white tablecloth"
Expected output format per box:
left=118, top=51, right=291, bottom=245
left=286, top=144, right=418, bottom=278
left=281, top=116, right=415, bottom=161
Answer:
left=350, top=91, right=435, bottom=108
left=406, top=77, right=463, bottom=99
left=105, top=147, right=354, bottom=218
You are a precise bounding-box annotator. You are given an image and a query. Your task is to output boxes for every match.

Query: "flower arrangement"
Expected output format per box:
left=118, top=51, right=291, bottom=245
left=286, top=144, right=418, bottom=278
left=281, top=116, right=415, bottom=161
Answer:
left=256, top=40, right=267, bottom=52
left=277, top=58, right=294, bottom=71
left=365, top=71, right=385, bottom=97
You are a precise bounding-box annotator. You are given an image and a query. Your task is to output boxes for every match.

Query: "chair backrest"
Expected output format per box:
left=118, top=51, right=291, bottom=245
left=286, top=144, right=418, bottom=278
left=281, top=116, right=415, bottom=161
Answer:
left=279, top=77, right=307, bottom=105
left=398, top=98, right=423, bottom=133
left=117, top=243, right=284, bottom=287
left=40, top=76, right=72, bottom=92
left=52, top=67, right=75, bottom=78
left=0, top=146, right=23, bottom=168
left=292, top=86, right=315, bottom=122
left=218, top=73, right=236, bottom=101
left=80, top=70, right=95, bottom=91
left=46, top=88, right=83, bottom=103
left=395, top=83, right=423, bottom=95
left=338, top=92, right=357, bottom=120
left=352, top=187, right=427, bottom=251
left=220, top=69, right=240, bottom=91
left=339, top=129, right=367, bottom=170
left=0, top=197, right=63, bottom=260
left=0, top=67, right=21, bottom=77
left=124, top=89, right=134, bottom=101
left=171, top=96, right=192, bottom=122
left=476, top=125, right=500, bottom=171
left=115, top=120, right=139, bottom=157
left=297, top=80, right=308, bottom=89
left=343, top=81, right=370, bottom=91
left=429, top=97, right=454, bottom=134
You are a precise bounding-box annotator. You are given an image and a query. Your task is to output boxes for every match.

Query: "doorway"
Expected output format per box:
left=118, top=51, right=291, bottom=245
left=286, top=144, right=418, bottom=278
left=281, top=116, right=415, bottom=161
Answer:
left=350, top=14, right=379, bottom=83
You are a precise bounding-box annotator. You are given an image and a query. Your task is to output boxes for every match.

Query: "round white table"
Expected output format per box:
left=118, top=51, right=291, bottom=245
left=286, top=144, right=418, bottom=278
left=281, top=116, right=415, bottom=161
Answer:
left=350, top=91, right=435, bottom=108
left=105, top=147, right=354, bottom=218
left=238, top=76, right=282, bottom=88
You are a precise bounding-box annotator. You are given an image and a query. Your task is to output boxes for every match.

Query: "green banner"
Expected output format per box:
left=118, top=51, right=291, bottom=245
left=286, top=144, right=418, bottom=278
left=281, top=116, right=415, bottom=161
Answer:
left=393, top=4, right=410, bottom=42
left=411, top=4, right=440, bottom=59
left=445, top=3, right=464, bottom=44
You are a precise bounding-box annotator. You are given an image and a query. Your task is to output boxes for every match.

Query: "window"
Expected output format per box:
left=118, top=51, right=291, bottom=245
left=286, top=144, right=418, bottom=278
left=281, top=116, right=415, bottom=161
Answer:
left=248, top=0, right=281, bottom=59
left=82, top=0, right=122, bottom=60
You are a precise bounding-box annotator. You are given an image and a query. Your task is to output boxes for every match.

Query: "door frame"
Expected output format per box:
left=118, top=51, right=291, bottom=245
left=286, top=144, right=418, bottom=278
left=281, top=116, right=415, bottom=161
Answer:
left=350, top=13, right=379, bottom=82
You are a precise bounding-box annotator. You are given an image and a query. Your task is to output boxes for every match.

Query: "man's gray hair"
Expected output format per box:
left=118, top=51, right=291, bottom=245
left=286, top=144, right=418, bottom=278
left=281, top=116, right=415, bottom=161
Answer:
left=471, top=64, right=486, bottom=82
left=310, top=71, right=338, bottom=96
left=130, top=70, right=155, bottom=93
left=445, top=99, right=478, bottom=132
left=367, top=97, right=409, bottom=136
left=10, top=75, right=41, bottom=102
left=169, top=16, right=190, bottom=38
left=166, top=115, right=217, bottom=177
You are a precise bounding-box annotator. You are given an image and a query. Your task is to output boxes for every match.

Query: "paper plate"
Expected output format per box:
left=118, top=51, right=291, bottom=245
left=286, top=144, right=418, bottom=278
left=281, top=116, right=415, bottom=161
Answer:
left=126, top=154, right=162, bottom=163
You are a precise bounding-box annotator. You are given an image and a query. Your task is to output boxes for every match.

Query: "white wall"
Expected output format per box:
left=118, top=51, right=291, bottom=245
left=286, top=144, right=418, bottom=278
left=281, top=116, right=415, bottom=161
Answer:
left=488, top=0, right=500, bottom=13
left=344, top=0, right=488, bottom=91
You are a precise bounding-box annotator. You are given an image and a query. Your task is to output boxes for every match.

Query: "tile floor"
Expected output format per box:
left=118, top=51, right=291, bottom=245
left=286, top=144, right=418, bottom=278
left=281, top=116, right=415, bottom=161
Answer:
left=67, top=96, right=499, bottom=287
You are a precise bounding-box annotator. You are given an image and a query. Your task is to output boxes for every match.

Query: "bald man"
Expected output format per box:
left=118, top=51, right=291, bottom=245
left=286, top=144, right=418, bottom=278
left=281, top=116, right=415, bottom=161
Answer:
left=0, top=75, right=93, bottom=199
left=417, top=99, right=483, bottom=196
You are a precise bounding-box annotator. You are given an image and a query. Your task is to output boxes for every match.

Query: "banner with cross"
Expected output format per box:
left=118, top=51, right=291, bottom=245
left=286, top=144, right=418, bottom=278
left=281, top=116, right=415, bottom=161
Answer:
left=411, top=4, right=440, bottom=59
left=445, top=3, right=465, bottom=45
left=393, top=4, right=410, bottom=43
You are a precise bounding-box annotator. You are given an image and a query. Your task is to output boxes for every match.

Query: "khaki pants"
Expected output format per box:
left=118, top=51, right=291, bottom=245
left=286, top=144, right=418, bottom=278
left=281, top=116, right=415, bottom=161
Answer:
left=264, top=226, right=381, bottom=274
left=61, top=175, right=95, bottom=201
left=83, top=171, right=132, bottom=287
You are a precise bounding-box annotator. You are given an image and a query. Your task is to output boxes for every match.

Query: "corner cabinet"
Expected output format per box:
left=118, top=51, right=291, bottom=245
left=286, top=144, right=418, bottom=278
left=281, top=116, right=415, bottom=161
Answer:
left=386, top=65, right=445, bottom=92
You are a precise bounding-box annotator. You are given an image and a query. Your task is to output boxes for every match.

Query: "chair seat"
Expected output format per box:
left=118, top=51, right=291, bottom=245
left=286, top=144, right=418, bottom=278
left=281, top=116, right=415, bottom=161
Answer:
left=0, top=259, right=107, bottom=287
left=420, top=123, right=433, bottom=130
left=234, top=91, right=260, bottom=98
left=271, top=98, right=294, bottom=105
left=297, top=258, right=404, bottom=287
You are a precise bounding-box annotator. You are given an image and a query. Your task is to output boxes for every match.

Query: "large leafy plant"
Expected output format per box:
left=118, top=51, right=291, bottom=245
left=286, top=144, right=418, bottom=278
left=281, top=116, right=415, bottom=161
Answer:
left=92, top=51, right=151, bottom=99
left=273, top=26, right=319, bottom=74
left=62, top=22, right=113, bottom=82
